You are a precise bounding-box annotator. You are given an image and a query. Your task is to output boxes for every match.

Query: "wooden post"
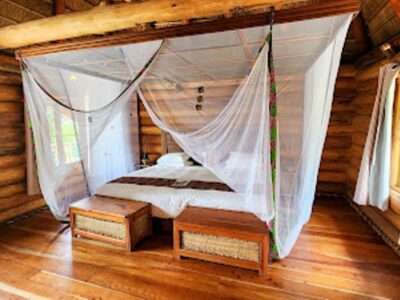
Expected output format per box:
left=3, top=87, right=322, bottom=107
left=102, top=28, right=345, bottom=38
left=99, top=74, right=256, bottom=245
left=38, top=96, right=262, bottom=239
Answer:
left=54, top=0, right=66, bottom=15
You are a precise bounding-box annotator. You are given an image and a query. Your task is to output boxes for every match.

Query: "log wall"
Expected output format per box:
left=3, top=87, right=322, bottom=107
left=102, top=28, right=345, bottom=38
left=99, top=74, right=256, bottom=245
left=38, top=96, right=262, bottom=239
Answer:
left=138, top=101, right=163, bottom=163
left=346, top=63, right=379, bottom=198
left=0, top=55, right=26, bottom=197
left=0, top=53, right=44, bottom=222
left=345, top=59, right=400, bottom=246
left=361, top=0, right=400, bottom=47
left=317, top=64, right=357, bottom=194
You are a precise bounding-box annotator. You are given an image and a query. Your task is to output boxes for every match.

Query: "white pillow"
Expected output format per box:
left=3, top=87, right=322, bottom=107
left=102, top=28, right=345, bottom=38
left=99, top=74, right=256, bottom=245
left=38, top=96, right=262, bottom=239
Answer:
left=157, top=152, right=192, bottom=167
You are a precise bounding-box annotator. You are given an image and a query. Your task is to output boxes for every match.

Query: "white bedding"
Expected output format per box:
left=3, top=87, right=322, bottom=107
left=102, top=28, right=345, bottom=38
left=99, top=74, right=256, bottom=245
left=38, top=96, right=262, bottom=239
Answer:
left=95, top=165, right=248, bottom=218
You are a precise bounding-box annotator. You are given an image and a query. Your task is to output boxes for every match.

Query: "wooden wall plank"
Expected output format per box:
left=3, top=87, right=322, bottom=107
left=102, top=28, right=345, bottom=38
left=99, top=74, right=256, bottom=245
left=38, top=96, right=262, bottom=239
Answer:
left=343, top=53, right=400, bottom=247
left=317, top=64, right=357, bottom=194
left=0, top=196, right=45, bottom=222
left=0, top=54, right=44, bottom=222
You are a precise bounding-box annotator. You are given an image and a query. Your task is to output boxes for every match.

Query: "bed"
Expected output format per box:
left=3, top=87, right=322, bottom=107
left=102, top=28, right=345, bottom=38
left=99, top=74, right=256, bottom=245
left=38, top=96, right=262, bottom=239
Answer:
left=95, top=164, right=248, bottom=219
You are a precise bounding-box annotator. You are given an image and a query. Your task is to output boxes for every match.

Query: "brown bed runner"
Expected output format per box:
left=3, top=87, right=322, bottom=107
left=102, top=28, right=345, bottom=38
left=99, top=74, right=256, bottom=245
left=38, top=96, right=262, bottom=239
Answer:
left=110, top=176, right=234, bottom=192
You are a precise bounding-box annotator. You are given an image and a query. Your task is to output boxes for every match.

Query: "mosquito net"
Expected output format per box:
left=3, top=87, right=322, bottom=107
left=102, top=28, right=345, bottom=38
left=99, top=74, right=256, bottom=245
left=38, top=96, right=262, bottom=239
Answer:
left=21, top=14, right=352, bottom=258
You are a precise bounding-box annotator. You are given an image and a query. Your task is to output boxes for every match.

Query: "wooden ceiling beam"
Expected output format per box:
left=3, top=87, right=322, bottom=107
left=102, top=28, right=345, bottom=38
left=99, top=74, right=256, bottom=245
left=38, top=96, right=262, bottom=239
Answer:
left=391, top=0, right=400, bottom=19
left=0, top=0, right=303, bottom=49
left=0, top=0, right=359, bottom=51
left=17, top=0, right=360, bottom=58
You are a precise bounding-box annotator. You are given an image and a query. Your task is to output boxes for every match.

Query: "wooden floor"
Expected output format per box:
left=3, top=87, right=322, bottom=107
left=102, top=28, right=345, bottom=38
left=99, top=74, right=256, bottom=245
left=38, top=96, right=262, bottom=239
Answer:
left=0, top=196, right=399, bottom=299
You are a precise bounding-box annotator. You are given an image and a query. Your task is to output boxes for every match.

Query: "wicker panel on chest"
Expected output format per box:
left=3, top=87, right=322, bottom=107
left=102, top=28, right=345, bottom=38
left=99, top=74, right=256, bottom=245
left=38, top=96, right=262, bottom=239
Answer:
left=173, top=206, right=269, bottom=275
left=70, top=196, right=152, bottom=251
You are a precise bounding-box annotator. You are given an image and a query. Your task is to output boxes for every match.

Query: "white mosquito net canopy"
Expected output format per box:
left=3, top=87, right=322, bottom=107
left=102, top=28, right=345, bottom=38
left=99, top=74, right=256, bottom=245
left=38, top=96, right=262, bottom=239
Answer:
left=21, top=13, right=352, bottom=258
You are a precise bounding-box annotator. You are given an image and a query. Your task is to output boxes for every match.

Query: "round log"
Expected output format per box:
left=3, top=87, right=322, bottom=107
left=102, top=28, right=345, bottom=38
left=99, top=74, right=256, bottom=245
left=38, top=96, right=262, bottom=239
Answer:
left=0, top=112, right=24, bottom=127
left=317, top=171, right=346, bottom=183
left=355, top=78, right=378, bottom=93
left=321, top=149, right=346, bottom=161
left=142, top=144, right=163, bottom=154
left=319, top=160, right=347, bottom=172
left=141, top=134, right=162, bottom=145
left=0, top=166, right=25, bottom=187
left=0, top=84, right=22, bottom=102
left=0, top=183, right=26, bottom=198
left=0, top=74, right=22, bottom=86
left=0, top=127, right=25, bottom=143
left=140, top=126, right=162, bottom=136
left=0, top=141, right=25, bottom=156
left=0, top=102, right=23, bottom=113
left=0, top=154, right=26, bottom=168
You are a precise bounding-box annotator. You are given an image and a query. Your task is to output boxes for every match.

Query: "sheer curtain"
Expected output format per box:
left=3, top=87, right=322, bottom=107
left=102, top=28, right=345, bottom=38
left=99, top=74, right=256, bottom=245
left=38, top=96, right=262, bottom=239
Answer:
left=275, top=17, right=351, bottom=256
left=21, top=14, right=351, bottom=257
left=22, top=41, right=162, bottom=220
left=139, top=14, right=352, bottom=257
left=354, top=64, right=399, bottom=210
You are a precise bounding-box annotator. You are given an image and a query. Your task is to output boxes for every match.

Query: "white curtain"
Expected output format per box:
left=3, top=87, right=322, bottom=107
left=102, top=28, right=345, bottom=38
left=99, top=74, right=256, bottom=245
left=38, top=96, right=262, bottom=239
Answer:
left=21, top=14, right=351, bottom=257
left=354, top=64, right=399, bottom=210
left=275, top=17, right=351, bottom=256
left=22, top=41, right=162, bottom=220
left=139, top=39, right=274, bottom=221
left=139, top=14, right=352, bottom=257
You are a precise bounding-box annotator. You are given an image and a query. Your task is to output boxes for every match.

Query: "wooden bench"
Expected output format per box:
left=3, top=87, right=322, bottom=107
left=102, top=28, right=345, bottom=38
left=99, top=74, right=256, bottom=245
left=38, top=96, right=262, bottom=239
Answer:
left=70, top=196, right=152, bottom=251
left=173, top=206, right=269, bottom=275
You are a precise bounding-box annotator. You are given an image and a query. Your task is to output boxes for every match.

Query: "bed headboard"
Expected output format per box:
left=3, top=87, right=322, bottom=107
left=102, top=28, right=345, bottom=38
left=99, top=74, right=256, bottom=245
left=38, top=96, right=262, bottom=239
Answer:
left=161, top=132, right=183, bottom=154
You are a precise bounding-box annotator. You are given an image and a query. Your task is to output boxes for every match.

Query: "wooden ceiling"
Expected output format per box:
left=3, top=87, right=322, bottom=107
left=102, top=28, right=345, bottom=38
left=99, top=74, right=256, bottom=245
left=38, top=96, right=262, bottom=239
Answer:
left=0, top=0, right=131, bottom=27
left=341, top=0, right=400, bottom=63
left=0, top=0, right=399, bottom=64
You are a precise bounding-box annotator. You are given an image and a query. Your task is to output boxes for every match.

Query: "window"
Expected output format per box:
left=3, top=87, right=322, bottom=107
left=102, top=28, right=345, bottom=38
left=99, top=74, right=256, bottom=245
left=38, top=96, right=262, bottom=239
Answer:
left=47, top=107, right=80, bottom=166
left=390, top=77, right=400, bottom=214
left=61, top=114, right=80, bottom=164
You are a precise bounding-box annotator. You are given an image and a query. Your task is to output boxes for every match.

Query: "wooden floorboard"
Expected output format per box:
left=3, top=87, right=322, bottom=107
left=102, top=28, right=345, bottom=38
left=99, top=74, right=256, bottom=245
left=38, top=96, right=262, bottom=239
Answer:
left=0, top=196, right=399, bottom=299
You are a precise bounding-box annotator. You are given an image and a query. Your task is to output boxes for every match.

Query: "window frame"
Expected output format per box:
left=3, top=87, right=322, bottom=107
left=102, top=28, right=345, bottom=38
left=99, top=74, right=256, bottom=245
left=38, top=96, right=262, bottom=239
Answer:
left=47, top=105, right=81, bottom=169
left=390, top=76, right=400, bottom=214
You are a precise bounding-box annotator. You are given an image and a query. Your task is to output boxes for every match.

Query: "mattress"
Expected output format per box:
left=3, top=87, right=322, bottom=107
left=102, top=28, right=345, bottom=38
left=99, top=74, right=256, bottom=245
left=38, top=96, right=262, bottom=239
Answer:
left=95, top=165, right=248, bottom=218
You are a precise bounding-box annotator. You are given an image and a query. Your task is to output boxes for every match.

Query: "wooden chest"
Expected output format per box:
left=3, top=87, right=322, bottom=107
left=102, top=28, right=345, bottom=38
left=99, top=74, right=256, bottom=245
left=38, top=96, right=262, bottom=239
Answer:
left=70, top=196, right=152, bottom=251
left=173, top=206, right=269, bottom=275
